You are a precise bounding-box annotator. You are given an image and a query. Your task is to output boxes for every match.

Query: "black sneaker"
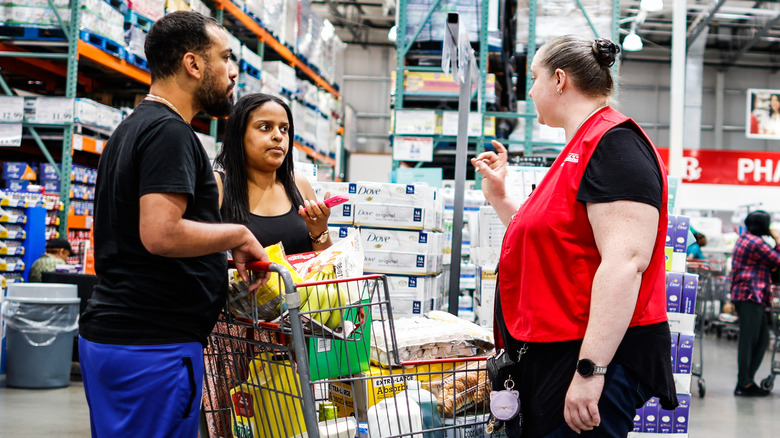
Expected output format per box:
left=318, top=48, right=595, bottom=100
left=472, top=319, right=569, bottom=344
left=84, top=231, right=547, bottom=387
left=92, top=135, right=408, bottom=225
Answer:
left=734, top=383, right=770, bottom=396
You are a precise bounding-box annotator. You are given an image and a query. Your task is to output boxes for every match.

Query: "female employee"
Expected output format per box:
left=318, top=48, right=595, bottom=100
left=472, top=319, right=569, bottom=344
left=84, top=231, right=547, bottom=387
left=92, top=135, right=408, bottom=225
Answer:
left=472, top=35, right=677, bottom=437
left=215, top=93, right=332, bottom=253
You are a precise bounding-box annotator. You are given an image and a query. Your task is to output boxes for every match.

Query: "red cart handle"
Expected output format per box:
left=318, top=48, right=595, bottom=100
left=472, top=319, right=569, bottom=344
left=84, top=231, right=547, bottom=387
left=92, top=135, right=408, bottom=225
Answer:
left=227, top=259, right=272, bottom=272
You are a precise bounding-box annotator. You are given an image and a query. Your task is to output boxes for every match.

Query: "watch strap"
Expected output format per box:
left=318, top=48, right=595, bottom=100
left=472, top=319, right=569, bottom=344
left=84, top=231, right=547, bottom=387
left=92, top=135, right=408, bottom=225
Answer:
left=309, top=230, right=329, bottom=244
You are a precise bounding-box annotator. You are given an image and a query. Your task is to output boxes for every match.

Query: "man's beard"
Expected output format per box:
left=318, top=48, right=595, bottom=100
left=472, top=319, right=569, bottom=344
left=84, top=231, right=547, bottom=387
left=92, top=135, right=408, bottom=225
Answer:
left=196, top=65, right=234, bottom=117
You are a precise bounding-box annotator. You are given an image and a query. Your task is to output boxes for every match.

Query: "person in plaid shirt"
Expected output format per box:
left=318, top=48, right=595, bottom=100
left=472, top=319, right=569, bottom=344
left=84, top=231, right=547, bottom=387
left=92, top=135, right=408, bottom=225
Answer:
left=730, top=210, right=780, bottom=396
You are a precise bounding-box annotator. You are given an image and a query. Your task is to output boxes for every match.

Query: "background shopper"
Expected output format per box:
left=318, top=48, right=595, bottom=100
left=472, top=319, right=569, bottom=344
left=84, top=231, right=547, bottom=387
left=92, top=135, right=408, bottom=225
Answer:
left=28, top=237, right=72, bottom=282
left=730, top=210, right=779, bottom=396
left=215, top=93, right=333, bottom=253
left=686, top=230, right=707, bottom=260
left=78, top=11, right=269, bottom=438
left=472, top=35, right=677, bottom=437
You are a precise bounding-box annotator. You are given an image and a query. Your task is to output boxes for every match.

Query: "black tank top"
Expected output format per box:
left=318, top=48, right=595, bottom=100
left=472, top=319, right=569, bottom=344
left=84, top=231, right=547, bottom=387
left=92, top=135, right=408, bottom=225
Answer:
left=246, top=207, right=313, bottom=255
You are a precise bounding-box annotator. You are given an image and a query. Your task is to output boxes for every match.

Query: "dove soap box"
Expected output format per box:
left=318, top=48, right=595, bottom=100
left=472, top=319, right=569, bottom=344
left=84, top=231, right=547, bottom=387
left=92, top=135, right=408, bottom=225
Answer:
left=349, top=182, right=436, bottom=206
left=673, top=394, right=690, bottom=433
left=666, top=272, right=683, bottom=313
left=364, top=251, right=442, bottom=275
left=361, top=228, right=442, bottom=256
left=353, top=203, right=430, bottom=230
left=642, top=397, right=659, bottom=433
left=676, top=334, right=694, bottom=374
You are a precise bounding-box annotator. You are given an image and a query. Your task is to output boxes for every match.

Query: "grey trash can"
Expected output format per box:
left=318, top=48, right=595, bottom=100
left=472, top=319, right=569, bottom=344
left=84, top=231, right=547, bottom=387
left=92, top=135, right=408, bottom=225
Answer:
left=1, top=283, right=80, bottom=388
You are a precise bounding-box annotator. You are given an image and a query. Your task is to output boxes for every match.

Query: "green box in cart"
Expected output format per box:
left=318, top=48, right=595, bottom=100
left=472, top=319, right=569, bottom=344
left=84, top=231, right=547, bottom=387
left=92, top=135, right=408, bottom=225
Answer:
left=307, top=299, right=372, bottom=381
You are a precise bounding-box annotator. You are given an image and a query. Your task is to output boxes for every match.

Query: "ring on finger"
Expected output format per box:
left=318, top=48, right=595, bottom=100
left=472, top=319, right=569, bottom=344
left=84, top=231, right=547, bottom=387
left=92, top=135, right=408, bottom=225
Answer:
left=309, top=216, right=317, bottom=220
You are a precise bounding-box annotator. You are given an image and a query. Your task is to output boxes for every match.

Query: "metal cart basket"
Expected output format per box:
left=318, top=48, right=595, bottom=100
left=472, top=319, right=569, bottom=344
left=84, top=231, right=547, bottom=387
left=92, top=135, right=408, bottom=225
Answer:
left=201, top=262, right=493, bottom=438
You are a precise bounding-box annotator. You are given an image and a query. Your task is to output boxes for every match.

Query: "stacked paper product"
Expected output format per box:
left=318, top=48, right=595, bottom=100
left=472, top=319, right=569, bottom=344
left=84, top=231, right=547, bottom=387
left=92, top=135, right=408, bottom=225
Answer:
left=504, top=165, right=549, bottom=200
left=382, top=273, right=444, bottom=317
left=263, top=61, right=298, bottom=94
left=128, top=0, right=166, bottom=21
left=474, top=266, right=497, bottom=329
left=312, top=182, right=445, bottom=316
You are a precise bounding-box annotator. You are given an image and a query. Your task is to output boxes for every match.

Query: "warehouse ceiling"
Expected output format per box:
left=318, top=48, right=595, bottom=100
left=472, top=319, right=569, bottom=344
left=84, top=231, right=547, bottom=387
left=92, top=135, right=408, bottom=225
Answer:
left=310, top=0, right=780, bottom=69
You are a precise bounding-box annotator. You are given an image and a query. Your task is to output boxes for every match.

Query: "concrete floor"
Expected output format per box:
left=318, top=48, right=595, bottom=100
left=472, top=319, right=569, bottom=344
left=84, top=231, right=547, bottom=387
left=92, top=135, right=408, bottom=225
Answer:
left=0, top=332, right=778, bottom=437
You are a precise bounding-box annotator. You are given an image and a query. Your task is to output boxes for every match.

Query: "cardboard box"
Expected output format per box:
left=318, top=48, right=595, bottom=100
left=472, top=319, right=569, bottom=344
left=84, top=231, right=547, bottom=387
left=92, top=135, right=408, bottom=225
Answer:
left=2, top=162, right=36, bottom=181
left=363, top=250, right=441, bottom=275
left=633, top=407, right=643, bottom=432
left=682, top=274, right=698, bottom=314
left=676, top=334, right=694, bottom=374
left=328, top=364, right=454, bottom=420
left=670, top=332, right=678, bottom=371
left=478, top=206, right=507, bottom=248
left=353, top=203, right=426, bottom=230
left=674, top=394, right=690, bottom=433
left=642, top=397, right=659, bottom=432
left=658, top=405, right=675, bottom=433
left=360, top=228, right=441, bottom=256
left=666, top=214, right=676, bottom=247
left=666, top=272, right=683, bottom=313
left=674, top=215, right=690, bottom=253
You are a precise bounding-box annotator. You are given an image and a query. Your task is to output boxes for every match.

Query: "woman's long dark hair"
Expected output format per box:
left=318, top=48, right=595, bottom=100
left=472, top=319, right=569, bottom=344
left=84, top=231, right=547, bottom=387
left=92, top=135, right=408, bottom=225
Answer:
left=745, top=210, right=771, bottom=236
left=215, top=93, right=302, bottom=224
left=770, top=94, right=780, bottom=118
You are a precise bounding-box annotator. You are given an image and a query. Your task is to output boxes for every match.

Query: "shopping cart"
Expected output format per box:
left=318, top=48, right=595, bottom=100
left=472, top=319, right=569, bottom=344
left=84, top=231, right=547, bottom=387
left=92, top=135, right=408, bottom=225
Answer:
left=759, top=285, right=780, bottom=392
left=201, top=261, right=494, bottom=438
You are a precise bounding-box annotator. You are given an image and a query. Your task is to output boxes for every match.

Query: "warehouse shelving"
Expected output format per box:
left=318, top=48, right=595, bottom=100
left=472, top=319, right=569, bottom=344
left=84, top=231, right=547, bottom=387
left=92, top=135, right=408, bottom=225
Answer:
left=0, top=0, right=348, bottom=235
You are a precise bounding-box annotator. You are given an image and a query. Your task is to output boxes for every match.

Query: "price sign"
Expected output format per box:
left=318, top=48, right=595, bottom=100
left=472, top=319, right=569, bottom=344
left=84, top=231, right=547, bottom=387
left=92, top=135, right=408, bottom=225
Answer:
left=33, top=97, right=74, bottom=124
left=0, top=97, right=24, bottom=122
left=0, top=123, right=22, bottom=147
left=393, top=136, right=434, bottom=162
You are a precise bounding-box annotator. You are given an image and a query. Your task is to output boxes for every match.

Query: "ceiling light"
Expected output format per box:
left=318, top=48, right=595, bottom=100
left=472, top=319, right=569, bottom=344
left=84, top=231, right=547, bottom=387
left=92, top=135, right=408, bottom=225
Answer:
left=623, top=32, right=643, bottom=51
left=640, top=0, right=663, bottom=12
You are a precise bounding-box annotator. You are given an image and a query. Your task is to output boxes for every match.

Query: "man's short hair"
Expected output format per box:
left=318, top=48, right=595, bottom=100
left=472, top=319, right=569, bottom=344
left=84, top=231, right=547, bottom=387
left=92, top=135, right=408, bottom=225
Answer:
left=144, top=11, right=221, bottom=81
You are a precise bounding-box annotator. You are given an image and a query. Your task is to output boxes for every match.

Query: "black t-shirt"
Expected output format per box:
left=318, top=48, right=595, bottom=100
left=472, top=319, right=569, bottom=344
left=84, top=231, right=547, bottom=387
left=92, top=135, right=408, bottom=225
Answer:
left=577, top=123, right=663, bottom=210
left=246, top=208, right=313, bottom=255
left=80, top=101, right=228, bottom=347
left=494, top=124, right=676, bottom=437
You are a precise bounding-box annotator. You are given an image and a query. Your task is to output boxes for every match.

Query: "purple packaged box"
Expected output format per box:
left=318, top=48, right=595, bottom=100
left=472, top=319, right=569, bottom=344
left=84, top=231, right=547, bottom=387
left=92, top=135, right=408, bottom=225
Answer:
left=658, top=406, right=675, bottom=433
left=633, top=407, right=643, bottom=432
left=666, top=272, right=683, bottom=313
left=673, top=215, right=690, bottom=253
left=674, top=394, right=691, bottom=433
left=642, top=397, right=659, bottom=433
left=682, top=274, right=698, bottom=314
left=676, top=334, right=694, bottom=373
left=666, top=215, right=676, bottom=247
left=670, top=332, right=678, bottom=370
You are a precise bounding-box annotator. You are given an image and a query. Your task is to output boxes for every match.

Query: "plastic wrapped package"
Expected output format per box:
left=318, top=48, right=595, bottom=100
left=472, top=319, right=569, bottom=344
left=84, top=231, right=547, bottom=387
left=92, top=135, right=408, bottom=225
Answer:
left=370, top=311, right=494, bottom=367
left=125, top=25, right=147, bottom=59
left=515, top=0, right=612, bottom=46
left=262, top=0, right=285, bottom=38
left=297, top=0, right=314, bottom=63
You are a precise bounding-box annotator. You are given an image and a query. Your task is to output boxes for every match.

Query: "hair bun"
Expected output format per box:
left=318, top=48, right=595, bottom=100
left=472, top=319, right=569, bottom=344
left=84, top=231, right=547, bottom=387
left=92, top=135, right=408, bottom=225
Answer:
left=592, top=38, right=620, bottom=67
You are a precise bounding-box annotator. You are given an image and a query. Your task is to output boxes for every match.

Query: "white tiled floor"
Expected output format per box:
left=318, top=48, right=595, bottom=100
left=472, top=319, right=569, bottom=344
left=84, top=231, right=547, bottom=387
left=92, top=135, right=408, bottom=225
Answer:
left=0, top=332, right=778, bottom=437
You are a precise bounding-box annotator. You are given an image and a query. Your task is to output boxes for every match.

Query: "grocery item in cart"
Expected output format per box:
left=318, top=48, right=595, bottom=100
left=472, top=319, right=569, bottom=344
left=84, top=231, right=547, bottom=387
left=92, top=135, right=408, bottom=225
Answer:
left=370, top=311, right=494, bottom=367
left=436, top=366, right=490, bottom=416
left=295, top=229, right=364, bottom=303
left=227, top=243, right=303, bottom=321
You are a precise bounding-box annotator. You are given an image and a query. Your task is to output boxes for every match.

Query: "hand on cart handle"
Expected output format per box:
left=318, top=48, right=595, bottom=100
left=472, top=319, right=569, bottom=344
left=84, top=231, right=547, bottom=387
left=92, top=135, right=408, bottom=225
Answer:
left=231, top=234, right=271, bottom=290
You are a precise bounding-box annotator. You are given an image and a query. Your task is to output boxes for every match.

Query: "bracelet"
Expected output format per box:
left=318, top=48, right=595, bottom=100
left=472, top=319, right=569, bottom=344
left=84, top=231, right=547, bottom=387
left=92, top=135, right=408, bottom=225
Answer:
left=309, top=229, right=329, bottom=244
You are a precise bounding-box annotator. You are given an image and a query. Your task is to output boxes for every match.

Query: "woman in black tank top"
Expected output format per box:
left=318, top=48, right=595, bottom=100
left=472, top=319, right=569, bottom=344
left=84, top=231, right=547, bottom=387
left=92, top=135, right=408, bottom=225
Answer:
left=214, top=94, right=333, bottom=255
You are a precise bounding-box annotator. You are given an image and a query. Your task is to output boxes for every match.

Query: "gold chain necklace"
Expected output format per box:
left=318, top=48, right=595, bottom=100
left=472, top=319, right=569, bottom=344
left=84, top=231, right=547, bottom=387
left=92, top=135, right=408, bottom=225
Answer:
left=145, top=94, right=186, bottom=121
left=574, top=104, right=607, bottom=134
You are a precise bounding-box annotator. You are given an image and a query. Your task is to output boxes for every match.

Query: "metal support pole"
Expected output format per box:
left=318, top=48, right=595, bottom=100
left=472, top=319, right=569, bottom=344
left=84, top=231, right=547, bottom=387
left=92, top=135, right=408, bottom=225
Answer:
left=523, top=0, right=537, bottom=157
left=60, top=0, right=81, bottom=235
left=446, top=13, right=472, bottom=315
left=668, top=0, right=686, bottom=178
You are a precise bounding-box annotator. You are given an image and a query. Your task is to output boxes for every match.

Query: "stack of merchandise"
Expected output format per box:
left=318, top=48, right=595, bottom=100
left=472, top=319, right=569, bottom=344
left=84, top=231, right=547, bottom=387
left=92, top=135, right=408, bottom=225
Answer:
left=127, top=0, right=165, bottom=22
left=630, top=213, right=695, bottom=436
left=472, top=165, right=548, bottom=328
left=0, top=0, right=69, bottom=27
left=311, top=181, right=445, bottom=317
left=81, top=0, right=126, bottom=47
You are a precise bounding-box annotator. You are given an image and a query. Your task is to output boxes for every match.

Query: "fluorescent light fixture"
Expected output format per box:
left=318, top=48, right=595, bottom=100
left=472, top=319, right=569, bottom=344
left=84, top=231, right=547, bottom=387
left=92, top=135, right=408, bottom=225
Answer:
left=623, top=32, right=643, bottom=51
left=640, top=0, right=663, bottom=12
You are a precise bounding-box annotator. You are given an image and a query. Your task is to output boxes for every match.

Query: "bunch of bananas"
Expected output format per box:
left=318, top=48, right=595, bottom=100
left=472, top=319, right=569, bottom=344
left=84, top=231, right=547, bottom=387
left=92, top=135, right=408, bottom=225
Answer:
left=299, top=264, right=350, bottom=330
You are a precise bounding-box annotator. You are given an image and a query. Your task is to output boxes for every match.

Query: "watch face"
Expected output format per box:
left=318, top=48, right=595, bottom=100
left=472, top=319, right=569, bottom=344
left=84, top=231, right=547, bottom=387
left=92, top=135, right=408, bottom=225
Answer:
left=577, top=359, right=595, bottom=377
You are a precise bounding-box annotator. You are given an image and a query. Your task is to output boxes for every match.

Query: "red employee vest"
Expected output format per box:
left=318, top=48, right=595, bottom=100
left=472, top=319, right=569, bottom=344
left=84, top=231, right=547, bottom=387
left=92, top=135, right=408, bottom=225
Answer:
left=498, top=107, right=669, bottom=343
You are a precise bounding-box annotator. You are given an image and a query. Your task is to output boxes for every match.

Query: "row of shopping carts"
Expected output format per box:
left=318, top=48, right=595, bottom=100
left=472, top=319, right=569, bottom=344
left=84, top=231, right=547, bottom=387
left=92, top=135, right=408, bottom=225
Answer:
left=200, top=262, right=494, bottom=438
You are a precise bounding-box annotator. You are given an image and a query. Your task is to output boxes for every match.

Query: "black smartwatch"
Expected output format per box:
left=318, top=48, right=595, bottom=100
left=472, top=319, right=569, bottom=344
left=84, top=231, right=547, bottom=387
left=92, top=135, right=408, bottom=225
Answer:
left=576, top=359, right=608, bottom=377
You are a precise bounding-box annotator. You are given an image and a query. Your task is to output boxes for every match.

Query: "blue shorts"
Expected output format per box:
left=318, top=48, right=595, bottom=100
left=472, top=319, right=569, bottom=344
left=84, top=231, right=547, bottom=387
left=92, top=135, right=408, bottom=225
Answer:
left=79, top=336, right=204, bottom=438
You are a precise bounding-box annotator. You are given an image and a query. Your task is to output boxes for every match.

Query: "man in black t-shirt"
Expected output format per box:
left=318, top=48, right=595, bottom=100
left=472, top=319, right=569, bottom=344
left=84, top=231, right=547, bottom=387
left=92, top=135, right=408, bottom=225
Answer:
left=78, top=11, right=269, bottom=438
